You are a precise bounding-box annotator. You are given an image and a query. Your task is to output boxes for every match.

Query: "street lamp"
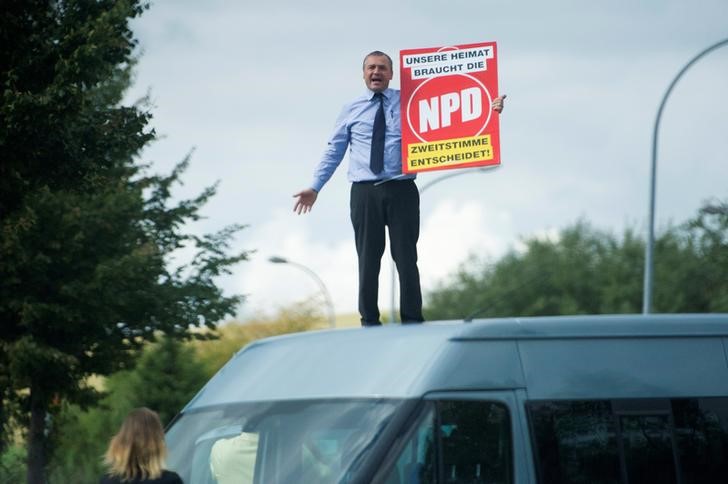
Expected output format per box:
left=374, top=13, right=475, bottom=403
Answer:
left=388, top=164, right=502, bottom=323
left=642, top=37, right=728, bottom=314
left=268, top=256, right=336, bottom=329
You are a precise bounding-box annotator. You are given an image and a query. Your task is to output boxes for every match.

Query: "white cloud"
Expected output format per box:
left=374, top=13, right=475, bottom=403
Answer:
left=419, top=199, right=513, bottom=287
left=233, top=210, right=359, bottom=318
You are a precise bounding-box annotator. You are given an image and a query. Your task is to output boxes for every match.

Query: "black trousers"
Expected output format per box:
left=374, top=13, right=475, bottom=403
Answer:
left=350, top=179, right=424, bottom=326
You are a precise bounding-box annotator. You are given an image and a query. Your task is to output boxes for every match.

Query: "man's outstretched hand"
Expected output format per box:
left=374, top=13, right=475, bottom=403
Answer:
left=293, top=188, right=318, bottom=214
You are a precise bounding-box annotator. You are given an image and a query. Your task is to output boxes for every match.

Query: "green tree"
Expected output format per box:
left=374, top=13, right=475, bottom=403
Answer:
left=425, top=202, right=727, bottom=320
left=0, top=2, right=247, bottom=482
left=45, top=395, right=124, bottom=484
left=0, top=446, right=26, bottom=484
left=672, top=200, right=728, bottom=312
left=426, top=221, right=625, bottom=320
left=127, top=337, right=209, bottom=427
left=48, top=337, right=208, bottom=483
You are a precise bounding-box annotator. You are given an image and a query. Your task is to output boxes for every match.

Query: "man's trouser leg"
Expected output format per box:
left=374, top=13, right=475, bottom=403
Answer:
left=386, top=180, right=424, bottom=323
left=350, top=182, right=385, bottom=326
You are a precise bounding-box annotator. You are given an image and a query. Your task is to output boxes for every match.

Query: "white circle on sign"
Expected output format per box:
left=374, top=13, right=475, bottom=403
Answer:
left=406, top=72, right=493, bottom=144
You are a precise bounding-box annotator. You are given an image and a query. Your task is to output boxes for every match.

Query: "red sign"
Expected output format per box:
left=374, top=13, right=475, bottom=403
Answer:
left=400, top=41, right=501, bottom=174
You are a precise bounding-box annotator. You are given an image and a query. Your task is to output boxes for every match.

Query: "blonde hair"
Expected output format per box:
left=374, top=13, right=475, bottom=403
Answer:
left=104, top=407, right=167, bottom=481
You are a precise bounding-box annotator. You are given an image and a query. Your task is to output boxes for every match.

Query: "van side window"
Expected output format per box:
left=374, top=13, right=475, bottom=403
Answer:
left=527, top=400, right=621, bottom=483
left=527, top=398, right=728, bottom=484
left=672, top=398, right=728, bottom=482
left=382, top=400, right=512, bottom=484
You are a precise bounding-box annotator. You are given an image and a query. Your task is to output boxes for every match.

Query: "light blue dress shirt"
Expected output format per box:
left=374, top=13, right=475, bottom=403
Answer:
left=310, top=88, right=416, bottom=192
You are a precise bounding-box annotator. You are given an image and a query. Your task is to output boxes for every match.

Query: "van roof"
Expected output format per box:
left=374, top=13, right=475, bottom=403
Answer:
left=454, top=313, right=728, bottom=339
left=184, top=314, right=728, bottom=409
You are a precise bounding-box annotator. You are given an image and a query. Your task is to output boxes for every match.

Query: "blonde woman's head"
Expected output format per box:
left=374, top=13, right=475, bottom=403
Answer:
left=104, top=407, right=167, bottom=480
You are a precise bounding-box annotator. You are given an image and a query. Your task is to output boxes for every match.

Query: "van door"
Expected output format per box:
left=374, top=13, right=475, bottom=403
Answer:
left=373, top=391, right=532, bottom=484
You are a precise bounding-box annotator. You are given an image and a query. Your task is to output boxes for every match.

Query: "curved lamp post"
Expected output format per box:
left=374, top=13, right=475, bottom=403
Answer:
left=269, top=256, right=336, bottom=328
left=643, top=37, right=728, bottom=314
left=388, top=164, right=502, bottom=323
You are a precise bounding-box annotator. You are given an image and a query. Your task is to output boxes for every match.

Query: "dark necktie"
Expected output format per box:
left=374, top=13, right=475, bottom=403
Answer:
left=370, top=92, right=385, bottom=174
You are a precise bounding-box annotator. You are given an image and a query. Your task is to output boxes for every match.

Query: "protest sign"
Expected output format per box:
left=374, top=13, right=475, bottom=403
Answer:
left=400, top=41, right=501, bottom=174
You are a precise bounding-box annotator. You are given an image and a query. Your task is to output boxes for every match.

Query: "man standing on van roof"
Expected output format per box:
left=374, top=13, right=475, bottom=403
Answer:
left=293, top=51, right=505, bottom=326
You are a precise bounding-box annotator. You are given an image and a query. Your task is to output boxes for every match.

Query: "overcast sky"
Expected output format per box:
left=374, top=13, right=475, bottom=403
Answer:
left=123, top=0, right=728, bottom=321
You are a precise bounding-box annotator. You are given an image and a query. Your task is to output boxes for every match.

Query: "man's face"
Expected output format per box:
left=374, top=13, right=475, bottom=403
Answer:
left=363, top=55, right=393, bottom=92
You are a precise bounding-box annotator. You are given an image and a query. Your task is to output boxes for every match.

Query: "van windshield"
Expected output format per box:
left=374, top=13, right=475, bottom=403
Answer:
left=165, top=399, right=412, bottom=484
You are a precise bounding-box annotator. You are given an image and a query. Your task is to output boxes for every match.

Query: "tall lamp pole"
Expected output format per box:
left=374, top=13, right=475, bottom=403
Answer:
left=269, top=256, right=336, bottom=328
left=643, top=37, right=728, bottom=314
left=388, top=165, right=501, bottom=323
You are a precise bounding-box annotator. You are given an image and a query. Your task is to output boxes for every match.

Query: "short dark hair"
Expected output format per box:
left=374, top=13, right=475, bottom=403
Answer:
left=363, top=51, right=393, bottom=70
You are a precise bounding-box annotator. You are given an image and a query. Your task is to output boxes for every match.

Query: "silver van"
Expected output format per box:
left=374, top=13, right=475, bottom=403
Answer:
left=165, top=314, right=728, bottom=483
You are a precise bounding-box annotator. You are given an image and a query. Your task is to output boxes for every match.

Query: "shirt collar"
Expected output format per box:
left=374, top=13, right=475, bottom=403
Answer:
left=366, top=88, right=390, bottom=101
